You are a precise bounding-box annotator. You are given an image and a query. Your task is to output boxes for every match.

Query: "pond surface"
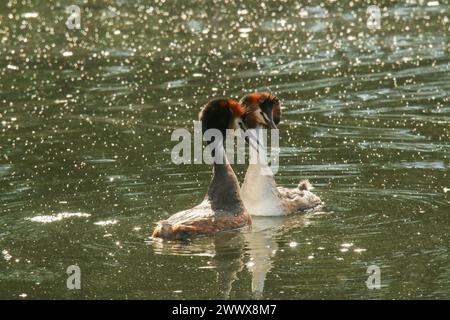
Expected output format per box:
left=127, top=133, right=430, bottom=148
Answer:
left=0, top=0, right=449, bottom=299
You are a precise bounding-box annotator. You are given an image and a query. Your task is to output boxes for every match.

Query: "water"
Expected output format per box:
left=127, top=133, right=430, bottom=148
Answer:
left=0, top=0, right=449, bottom=299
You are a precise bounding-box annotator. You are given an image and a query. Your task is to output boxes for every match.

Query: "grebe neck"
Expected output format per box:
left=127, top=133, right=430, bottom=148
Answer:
left=206, top=149, right=245, bottom=215
left=241, top=139, right=284, bottom=215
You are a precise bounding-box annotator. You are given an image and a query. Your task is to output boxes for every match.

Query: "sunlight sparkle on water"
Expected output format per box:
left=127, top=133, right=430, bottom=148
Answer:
left=94, top=219, right=118, bottom=226
left=27, top=212, right=91, bottom=223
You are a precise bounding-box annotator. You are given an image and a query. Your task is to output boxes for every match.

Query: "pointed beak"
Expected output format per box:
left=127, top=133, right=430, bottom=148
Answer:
left=269, top=120, right=277, bottom=129
left=267, top=113, right=277, bottom=129
left=244, top=129, right=265, bottom=153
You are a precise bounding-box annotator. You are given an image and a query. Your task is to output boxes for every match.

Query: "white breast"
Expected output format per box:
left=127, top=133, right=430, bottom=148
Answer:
left=241, top=163, right=285, bottom=216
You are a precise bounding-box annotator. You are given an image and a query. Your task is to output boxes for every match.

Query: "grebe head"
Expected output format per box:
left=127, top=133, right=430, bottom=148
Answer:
left=199, top=98, right=246, bottom=142
left=239, top=92, right=281, bottom=129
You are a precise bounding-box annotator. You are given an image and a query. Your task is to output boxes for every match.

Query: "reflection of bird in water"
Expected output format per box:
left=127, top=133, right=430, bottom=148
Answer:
left=212, top=233, right=246, bottom=299
left=151, top=233, right=245, bottom=299
left=151, top=212, right=317, bottom=298
left=243, top=216, right=283, bottom=298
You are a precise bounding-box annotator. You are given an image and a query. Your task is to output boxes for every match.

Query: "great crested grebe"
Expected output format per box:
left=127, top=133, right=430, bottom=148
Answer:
left=152, top=99, right=252, bottom=240
left=240, top=92, right=322, bottom=216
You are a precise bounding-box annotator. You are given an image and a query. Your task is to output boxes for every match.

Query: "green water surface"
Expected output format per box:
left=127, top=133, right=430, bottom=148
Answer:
left=0, top=0, right=449, bottom=299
